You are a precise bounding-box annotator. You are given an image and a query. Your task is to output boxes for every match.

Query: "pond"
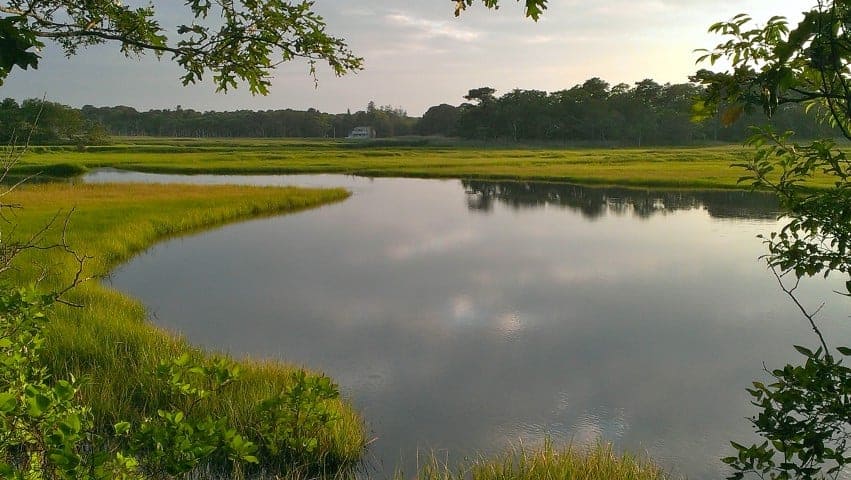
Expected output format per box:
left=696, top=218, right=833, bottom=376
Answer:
left=86, top=169, right=850, bottom=479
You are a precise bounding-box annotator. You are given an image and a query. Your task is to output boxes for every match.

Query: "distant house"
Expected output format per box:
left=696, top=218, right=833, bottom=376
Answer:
left=347, top=126, right=376, bottom=139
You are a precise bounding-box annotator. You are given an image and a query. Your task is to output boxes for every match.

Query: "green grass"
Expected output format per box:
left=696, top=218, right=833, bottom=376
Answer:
left=6, top=182, right=365, bottom=474
left=15, top=137, right=824, bottom=189
left=409, top=441, right=672, bottom=480
left=6, top=138, right=732, bottom=477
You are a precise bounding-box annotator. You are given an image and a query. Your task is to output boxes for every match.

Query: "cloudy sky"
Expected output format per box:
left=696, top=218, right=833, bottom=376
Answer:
left=2, top=1, right=807, bottom=116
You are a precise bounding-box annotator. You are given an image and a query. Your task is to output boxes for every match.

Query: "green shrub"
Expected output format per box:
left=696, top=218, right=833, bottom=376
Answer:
left=0, top=286, right=346, bottom=479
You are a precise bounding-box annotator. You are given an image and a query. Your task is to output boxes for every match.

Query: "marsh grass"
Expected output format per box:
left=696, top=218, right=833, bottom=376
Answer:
left=4, top=182, right=365, bottom=474
left=409, top=441, right=672, bottom=480
left=15, top=138, right=822, bottom=189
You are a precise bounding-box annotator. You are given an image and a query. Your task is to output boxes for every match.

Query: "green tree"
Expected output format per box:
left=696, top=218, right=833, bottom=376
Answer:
left=417, top=104, right=460, bottom=136
left=695, top=2, right=851, bottom=479
left=0, top=1, right=547, bottom=93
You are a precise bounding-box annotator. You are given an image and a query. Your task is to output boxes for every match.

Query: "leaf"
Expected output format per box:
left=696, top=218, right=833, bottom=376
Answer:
left=794, top=345, right=815, bottom=357
left=114, top=421, right=131, bottom=434
left=0, top=392, right=16, bottom=413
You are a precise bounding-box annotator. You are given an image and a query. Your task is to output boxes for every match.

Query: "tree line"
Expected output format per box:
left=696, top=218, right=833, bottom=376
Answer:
left=0, top=77, right=839, bottom=146
left=423, top=78, right=837, bottom=144
left=80, top=101, right=416, bottom=139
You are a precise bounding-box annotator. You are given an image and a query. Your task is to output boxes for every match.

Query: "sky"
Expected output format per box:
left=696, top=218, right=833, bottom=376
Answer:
left=1, top=0, right=809, bottom=116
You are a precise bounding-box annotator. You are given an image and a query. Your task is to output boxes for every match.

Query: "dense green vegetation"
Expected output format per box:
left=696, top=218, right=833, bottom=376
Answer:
left=2, top=182, right=365, bottom=476
left=3, top=76, right=837, bottom=145
left=0, top=98, right=107, bottom=145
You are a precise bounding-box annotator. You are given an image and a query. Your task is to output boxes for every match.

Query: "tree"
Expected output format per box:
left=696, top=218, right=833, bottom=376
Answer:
left=695, top=2, right=851, bottom=479
left=418, top=104, right=460, bottom=136
left=0, top=0, right=547, bottom=93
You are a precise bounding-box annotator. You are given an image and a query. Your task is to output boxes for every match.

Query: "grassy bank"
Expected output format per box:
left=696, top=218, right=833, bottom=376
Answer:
left=5, top=182, right=365, bottom=474
left=16, top=137, right=824, bottom=189
left=410, top=442, right=671, bottom=480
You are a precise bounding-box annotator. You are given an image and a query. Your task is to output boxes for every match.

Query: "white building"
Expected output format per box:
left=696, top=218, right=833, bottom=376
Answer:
left=347, top=126, right=376, bottom=139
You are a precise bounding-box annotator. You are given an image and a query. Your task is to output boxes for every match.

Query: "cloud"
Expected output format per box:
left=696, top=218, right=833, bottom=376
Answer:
left=384, top=13, right=482, bottom=42
left=387, top=229, right=479, bottom=260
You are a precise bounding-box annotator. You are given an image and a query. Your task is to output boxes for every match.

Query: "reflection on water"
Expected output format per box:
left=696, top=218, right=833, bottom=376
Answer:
left=88, top=171, right=848, bottom=479
left=462, top=180, right=780, bottom=220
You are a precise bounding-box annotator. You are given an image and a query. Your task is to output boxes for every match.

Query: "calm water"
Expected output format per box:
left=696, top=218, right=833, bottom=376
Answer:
left=86, top=170, right=849, bottom=479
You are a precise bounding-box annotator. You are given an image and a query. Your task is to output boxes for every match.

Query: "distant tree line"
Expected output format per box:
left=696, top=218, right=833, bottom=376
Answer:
left=421, top=78, right=838, bottom=145
left=0, top=98, right=107, bottom=145
left=79, top=101, right=416, bottom=139
left=0, top=77, right=839, bottom=145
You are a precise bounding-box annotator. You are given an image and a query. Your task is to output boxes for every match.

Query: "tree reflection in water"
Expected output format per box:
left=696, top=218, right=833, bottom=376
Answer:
left=463, top=180, right=780, bottom=220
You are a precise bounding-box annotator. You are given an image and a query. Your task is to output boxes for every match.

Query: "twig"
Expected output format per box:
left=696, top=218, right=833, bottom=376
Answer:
left=771, top=265, right=830, bottom=353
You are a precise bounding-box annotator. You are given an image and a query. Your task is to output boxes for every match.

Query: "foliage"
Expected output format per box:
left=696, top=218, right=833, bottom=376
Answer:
left=723, top=346, right=851, bottom=480
left=692, top=8, right=851, bottom=133
left=127, top=354, right=259, bottom=477
left=0, top=98, right=108, bottom=146
left=0, top=0, right=546, bottom=92
left=696, top=2, right=851, bottom=479
left=79, top=101, right=415, bottom=139
left=454, top=0, right=548, bottom=21
left=452, top=79, right=834, bottom=144
left=0, top=0, right=362, bottom=93
left=12, top=74, right=829, bottom=144
left=0, top=286, right=139, bottom=479
left=254, top=370, right=340, bottom=466
left=739, top=131, right=850, bottom=295
left=0, top=284, right=350, bottom=478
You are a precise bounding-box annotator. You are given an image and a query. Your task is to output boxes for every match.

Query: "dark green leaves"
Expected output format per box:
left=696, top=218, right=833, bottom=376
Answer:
left=1, top=0, right=362, bottom=94
left=725, top=347, right=851, bottom=480
left=0, top=16, right=42, bottom=86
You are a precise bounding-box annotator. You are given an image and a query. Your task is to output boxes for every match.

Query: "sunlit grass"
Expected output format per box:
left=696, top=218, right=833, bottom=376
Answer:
left=16, top=138, right=818, bottom=189
left=5, top=182, right=365, bottom=473
left=409, top=441, right=672, bottom=480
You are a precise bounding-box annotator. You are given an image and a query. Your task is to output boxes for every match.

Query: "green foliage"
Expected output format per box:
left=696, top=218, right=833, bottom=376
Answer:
left=0, top=282, right=351, bottom=478
left=0, top=16, right=41, bottom=86
left=0, top=287, right=139, bottom=479
left=693, top=5, right=851, bottom=134
left=0, top=1, right=546, bottom=93
left=127, top=354, right=258, bottom=477
left=697, top=1, right=851, bottom=479
left=454, top=0, right=548, bottom=20
left=723, top=346, right=851, bottom=480
left=0, top=0, right=362, bottom=93
left=255, top=370, right=340, bottom=466
left=0, top=98, right=109, bottom=146
left=739, top=130, right=850, bottom=293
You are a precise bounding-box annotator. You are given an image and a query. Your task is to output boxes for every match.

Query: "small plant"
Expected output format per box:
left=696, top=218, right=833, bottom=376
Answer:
left=255, top=369, right=341, bottom=466
left=127, top=354, right=258, bottom=478
left=0, top=287, right=139, bottom=479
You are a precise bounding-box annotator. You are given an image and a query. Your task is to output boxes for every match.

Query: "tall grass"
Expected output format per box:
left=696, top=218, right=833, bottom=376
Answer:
left=411, top=441, right=672, bottom=480
left=15, top=139, right=804, bottom=189
left=5, top=182, right=366, bottom=474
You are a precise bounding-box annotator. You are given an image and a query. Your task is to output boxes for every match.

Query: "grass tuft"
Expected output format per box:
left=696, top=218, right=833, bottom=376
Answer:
left=409, top=441, right=672, bottom=480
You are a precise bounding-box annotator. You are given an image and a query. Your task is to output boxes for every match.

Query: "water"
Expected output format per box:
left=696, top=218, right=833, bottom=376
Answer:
left=86, top=169, right=850, bottom=478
